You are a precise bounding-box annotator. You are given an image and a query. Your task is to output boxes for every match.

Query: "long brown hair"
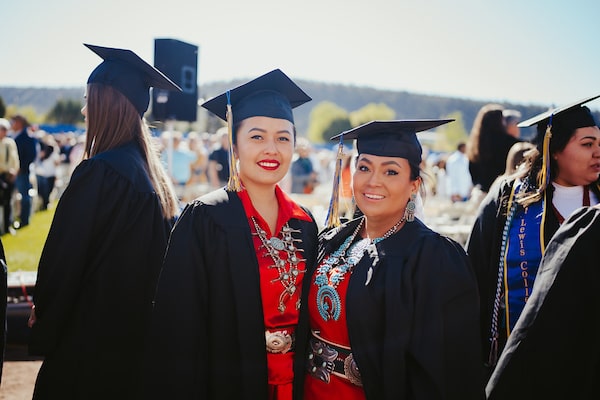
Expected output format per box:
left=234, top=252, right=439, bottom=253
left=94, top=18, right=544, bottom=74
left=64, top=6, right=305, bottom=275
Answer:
left=466, top=104, right=506, bottom=163
left=85, top=83, right=179, bottom=219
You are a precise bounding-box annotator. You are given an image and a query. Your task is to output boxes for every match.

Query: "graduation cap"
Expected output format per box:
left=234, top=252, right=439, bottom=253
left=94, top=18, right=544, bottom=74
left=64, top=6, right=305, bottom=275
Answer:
left=201, top=69, right=311, bottom=191
left=518, top=94, right=599, bottom=132
left=201, top=68, right=311, bottom=124
left=85, top=43, right=181, bottom=117
left=518, top=94, right=600, bottom=192
left=331, top=119, right=453, bottom=165
left=324, top=119, right=453, bottom=228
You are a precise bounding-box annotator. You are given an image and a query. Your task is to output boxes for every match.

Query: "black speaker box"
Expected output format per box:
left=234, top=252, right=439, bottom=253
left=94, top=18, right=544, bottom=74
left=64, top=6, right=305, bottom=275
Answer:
left=152, top=38, right=198, bottom=122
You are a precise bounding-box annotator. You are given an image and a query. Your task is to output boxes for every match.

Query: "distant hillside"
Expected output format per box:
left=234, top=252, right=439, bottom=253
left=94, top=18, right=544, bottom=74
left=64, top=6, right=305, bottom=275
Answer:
left=0, top=82, right=553, bottom=138
left=198, top=80, right=550, bottom=138
left=0, top=87, right=84, bottom=114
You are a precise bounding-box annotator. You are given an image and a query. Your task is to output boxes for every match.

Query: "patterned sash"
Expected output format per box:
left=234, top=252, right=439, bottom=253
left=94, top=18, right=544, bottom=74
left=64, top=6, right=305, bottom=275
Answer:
left=503, top=181, right=545, bottom=335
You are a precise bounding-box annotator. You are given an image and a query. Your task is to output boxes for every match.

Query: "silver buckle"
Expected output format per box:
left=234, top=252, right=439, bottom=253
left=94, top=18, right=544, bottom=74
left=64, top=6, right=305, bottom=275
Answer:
left=265, top=329, right=294, bottom=354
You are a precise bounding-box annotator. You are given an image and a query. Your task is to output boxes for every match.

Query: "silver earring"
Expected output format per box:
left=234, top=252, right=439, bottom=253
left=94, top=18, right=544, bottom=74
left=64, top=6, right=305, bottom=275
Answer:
left=404, top=193, right=417, bottom=223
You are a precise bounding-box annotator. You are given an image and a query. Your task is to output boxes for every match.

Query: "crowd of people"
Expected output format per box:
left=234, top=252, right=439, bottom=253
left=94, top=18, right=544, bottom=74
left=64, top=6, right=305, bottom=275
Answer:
left=0, top=42, right=598, bottom=399
left=0, top=118, right=86, bottom=235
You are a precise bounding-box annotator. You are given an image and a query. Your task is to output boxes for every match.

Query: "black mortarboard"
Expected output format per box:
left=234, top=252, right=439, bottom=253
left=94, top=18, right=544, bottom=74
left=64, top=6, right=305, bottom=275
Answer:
left=85, top=43, right=181, bottom=117
left=331, top=119, right=453, bottom=166
left=518, top=94, right=599, bottom=134
left=201, top=68, right=311, bottom=124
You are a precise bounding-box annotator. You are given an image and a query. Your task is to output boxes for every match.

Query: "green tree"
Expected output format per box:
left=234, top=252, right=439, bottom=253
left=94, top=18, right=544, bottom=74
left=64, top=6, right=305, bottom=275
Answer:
left=322, top=117, right=353, bottom=143
left=307, top=101, right=351, bottom=144
left=435, top=111, right=468, bottom=152
left=349, top=103, right=396, bottom=127
left=45, top=99, right=84, bottom=124
left=5, top=105, right=43, bottom=124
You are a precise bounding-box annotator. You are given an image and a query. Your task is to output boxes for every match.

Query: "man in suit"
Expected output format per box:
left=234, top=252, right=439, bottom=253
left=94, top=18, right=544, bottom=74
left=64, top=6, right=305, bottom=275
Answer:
left=10, top=115, right=37, bottom=228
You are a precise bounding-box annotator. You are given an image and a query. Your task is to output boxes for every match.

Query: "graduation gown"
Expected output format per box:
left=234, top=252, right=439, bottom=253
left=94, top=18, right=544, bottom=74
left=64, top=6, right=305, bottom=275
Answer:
left=486, top=206, right=600, bottom=399
left=144, top=188, right=318, bottom=399
left=468, top=134, right=519, bottom=193
left=294, top=217, right=484, bottom=400
left=29, top=141, right=173, bottom=399
left=466, top=178, right=562, bottom=371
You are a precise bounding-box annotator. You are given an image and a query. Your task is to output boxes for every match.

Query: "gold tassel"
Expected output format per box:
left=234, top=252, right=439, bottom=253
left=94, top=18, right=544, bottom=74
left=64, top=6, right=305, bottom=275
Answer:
left=226, top=95, right=242, bottom=192
left=537, top=118, right=553, bottom=194
left=325, top=139, right=345, bottom=229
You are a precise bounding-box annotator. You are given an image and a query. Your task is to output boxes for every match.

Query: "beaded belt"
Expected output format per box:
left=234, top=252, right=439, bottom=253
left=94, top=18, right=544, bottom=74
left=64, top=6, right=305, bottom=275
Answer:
left=307, top=330, right=362, bottom=387
left=265, top=329, right=295, bottom=354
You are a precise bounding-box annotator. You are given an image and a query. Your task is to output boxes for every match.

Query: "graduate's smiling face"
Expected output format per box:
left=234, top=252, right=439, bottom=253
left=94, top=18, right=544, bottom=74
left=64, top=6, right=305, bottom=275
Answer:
left=234, top=116, right=295, bottom=188
left=553, top=125, right=600, bottom=187
left=352, top=153, right=419, bottom=222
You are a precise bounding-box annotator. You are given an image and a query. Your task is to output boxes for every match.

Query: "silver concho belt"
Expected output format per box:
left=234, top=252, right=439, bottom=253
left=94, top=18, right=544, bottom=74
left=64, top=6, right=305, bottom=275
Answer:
left=265, top=329, right=295, bottom=354
left=307, top=330, right=362, bottom=387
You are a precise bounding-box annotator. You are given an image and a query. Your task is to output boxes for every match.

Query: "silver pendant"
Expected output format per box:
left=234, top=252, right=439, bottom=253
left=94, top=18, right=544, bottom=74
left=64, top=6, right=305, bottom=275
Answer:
left=268, top=237, right=285, bottom=251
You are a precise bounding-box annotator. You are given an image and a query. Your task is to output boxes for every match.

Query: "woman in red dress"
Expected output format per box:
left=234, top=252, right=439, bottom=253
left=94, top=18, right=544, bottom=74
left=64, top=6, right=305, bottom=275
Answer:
left=294, top=120, right=483, bottom=400
left=144, top=69, right=318, bottom=400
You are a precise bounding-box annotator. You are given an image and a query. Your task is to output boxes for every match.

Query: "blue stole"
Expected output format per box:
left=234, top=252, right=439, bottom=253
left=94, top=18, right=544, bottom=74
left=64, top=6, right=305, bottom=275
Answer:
left=503, top=182, right=546, bottom=335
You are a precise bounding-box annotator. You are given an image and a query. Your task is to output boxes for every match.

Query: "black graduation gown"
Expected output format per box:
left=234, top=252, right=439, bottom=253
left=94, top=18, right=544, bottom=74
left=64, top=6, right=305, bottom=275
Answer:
left=486, top=206, right=600, bottom=399
left=294, top=218, right=484, bottom=400
left=144, top=189, right=318, bottom=399
left=468, top=134, right=519, bottom=193
left=466, top=178, right=561, bottom=373
left=29, top=141, right=173, bottom=399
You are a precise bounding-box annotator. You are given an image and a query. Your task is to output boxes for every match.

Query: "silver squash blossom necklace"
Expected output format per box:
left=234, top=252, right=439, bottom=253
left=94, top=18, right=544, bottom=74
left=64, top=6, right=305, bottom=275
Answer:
left=251, top=217, right=305, bottom=313
left=315, top=216, right=404, bottom=321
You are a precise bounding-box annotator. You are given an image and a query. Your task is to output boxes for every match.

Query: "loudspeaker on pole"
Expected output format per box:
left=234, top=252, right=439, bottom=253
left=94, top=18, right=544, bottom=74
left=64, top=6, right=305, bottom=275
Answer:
left=153, top=38, right=199, bottom=122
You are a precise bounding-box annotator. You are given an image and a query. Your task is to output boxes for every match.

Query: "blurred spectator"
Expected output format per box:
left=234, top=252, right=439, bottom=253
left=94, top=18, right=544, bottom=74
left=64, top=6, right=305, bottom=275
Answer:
left=0, top=119, right=19, bottom=234
left=466, top=104, right=521, bottom=193
left=431, top=155, right=448, bottom=199
left=503, top=141, right=535, bottom=176
left=68, top=134, right=86, bottom=175
left=313, top=147, right=335, bottom=188
left=503, top=109, right=522, bottom=138
left=338, top=145, right=355, bottom=219
left=160, top=131, right=196, bottom=200
left=445, top=142, right=473, bottom=202
left=291, top=137, right=318, bottom=193
left=35, top=134, right=61, bottom=211
left=207, top=127, right=230, bottom=189
left=184, top=131, right=209, bottom=200
left=10, top=115, right=38, bottom=229
left=486, top=142, right=537, bottom=205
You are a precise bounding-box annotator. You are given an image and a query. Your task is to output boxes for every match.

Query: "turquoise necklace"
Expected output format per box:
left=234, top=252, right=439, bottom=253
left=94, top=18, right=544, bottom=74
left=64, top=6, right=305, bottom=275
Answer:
left=315, top=216, right=404, bottom=321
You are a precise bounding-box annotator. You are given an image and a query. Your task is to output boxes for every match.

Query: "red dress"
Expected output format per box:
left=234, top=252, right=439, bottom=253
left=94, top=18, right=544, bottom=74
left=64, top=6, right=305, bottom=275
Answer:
left=238, top=187, right=312, bottom=400
left=303, top=238, right=367, bottom=400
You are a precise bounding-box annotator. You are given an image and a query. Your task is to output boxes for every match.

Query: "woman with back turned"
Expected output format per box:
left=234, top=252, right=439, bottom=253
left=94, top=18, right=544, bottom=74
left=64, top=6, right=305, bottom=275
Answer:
left=28, top=44, right=180, bottom=399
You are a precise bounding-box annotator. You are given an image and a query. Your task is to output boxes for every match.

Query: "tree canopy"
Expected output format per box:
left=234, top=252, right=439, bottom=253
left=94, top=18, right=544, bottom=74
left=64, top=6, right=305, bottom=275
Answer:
left=307, top=101, right=351, bottom=143
left=307, top=101, right=399, bottom=144
left=45, top=99, right=84, bottom=124
left=349, top=102, right=395, bottom=127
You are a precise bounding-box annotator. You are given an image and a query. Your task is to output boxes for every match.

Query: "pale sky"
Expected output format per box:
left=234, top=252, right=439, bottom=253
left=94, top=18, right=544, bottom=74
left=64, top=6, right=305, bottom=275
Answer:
left=3, top=0, right=600, bottom=109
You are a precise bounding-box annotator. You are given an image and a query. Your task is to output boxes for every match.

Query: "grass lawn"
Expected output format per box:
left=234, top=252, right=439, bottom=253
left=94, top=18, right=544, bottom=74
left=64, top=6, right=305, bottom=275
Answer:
left=2, top=205, right=55, bottom=273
